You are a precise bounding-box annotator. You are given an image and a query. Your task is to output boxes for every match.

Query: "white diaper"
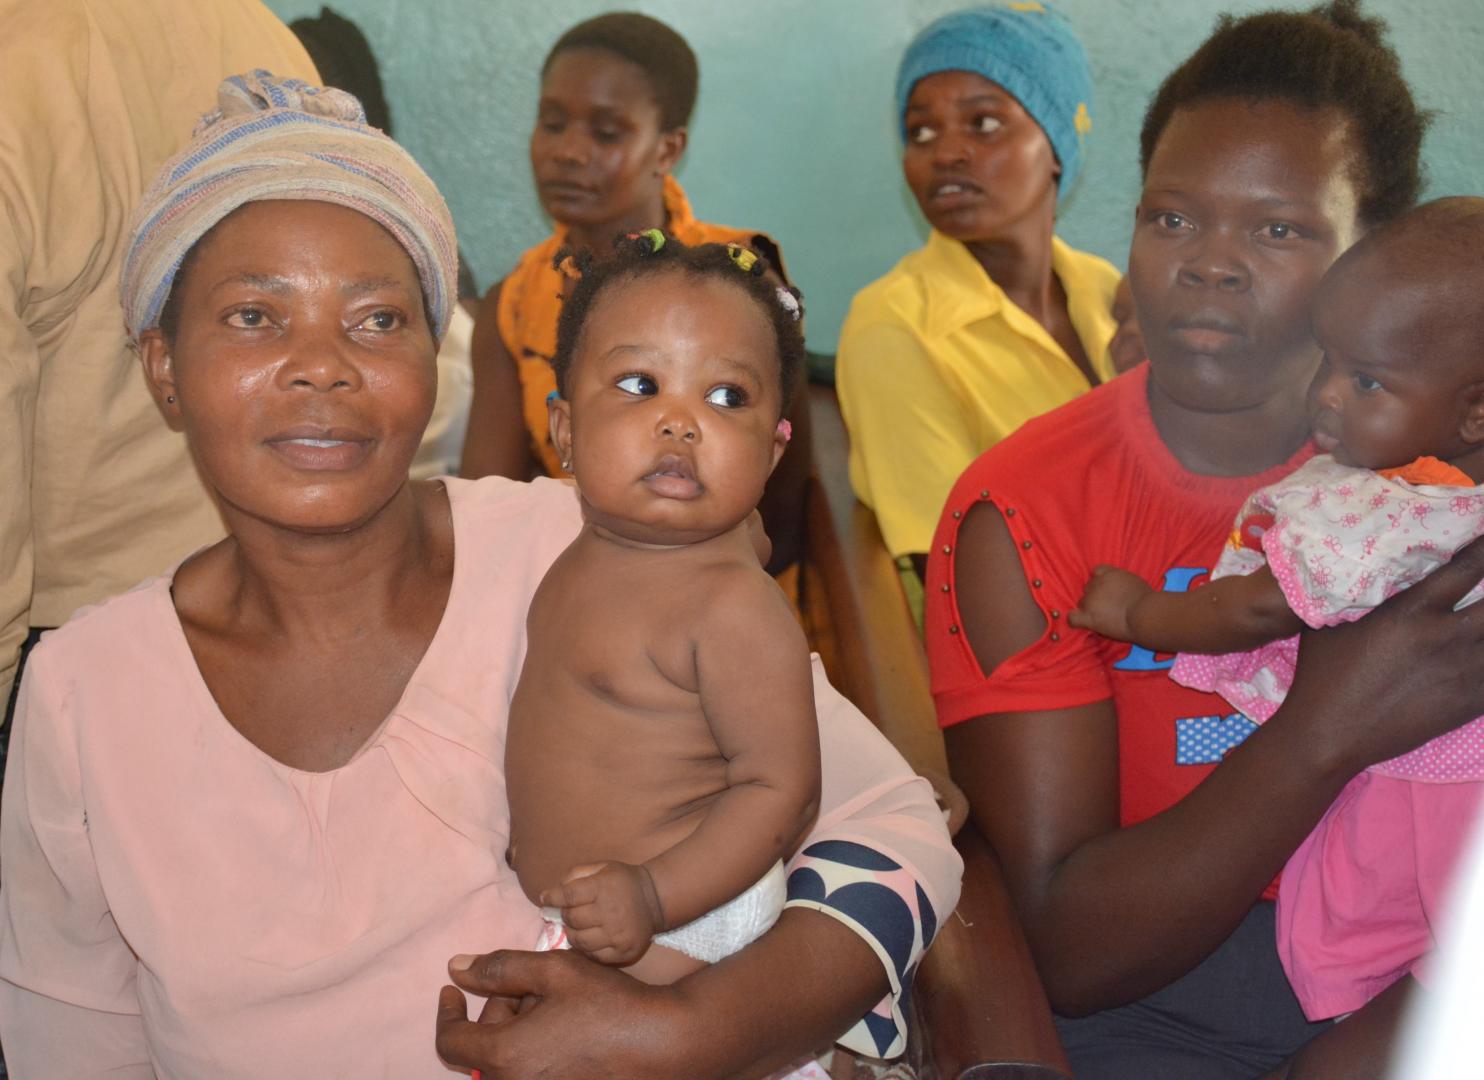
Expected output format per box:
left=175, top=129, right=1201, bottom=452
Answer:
left=538, top=861, right=786, bottom=964
left=652, top=860, right=787, bottom=963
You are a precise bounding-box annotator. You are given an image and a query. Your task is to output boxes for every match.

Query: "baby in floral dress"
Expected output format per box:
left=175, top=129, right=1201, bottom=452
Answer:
left=1071, top=197, right=1484, bottom=1021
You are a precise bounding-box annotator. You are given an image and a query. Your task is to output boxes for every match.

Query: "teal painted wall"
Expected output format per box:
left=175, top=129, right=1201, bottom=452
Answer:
left=264, top=0, right=1484, bottom=352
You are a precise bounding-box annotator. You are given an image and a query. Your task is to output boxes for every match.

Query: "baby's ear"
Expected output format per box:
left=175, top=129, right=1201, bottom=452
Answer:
left=548, top=393, right=574, bottom=472
left=1462, top=381, right=1484, bottom=445
left=768, top=417, right=791, bottom=473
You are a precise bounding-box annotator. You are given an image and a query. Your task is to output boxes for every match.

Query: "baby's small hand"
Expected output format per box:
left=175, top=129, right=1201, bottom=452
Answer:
left=541, top=862, right=665, bottom=967
left=1068, top=565, right=1152, bottom=642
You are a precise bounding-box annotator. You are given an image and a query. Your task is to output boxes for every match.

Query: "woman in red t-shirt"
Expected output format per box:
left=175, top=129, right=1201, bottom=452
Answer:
left=926, top=5, right=1484, bottom=1078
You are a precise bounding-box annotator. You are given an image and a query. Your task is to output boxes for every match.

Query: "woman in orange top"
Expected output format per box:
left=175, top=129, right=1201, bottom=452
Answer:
left=462, top=12, right=807, bottom=570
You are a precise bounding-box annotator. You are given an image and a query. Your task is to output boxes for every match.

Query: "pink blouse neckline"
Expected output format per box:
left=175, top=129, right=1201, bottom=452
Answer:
left=156, top=479, right=470, bottom=777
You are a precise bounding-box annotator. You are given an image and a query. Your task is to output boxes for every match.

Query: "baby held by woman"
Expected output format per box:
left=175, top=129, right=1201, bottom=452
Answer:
left=1073, top=197, right=1484, bottom=1020
left=505, top=233, right=819, bottom=985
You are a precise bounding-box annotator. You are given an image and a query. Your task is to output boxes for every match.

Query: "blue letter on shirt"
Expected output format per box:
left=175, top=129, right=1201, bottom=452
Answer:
left=1111, top=566, right=1207, bottom=672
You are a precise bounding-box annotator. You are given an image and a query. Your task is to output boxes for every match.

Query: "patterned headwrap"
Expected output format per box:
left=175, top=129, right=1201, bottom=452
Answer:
left=121, top=70, right=457, bottom=341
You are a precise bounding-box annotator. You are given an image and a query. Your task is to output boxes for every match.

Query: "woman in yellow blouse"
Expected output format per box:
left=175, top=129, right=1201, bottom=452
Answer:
left=837, top=2, right=1119, bottom=576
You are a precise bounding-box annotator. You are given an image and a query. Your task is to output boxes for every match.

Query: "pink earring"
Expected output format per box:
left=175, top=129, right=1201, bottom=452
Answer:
left=776, top=419, right=792, bottom=442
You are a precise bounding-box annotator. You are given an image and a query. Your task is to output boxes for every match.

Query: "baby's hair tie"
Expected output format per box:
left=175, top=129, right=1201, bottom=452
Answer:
left=726, top=243, right=765, bottom=276
left=546, top=390, right=560, bottom=403
left=776, top=418, right=793, bottom=443
left=776, top=285, right=803, bottom=323
left=624, top=228, right=667, bottom=254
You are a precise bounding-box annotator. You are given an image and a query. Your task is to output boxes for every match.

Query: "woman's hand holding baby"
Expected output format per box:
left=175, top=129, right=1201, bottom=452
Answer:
left=1069, top=565, right=1152, bottom=641
left=1282, top=533, right=1484, bottom=776
left=438, top=949, right=687, bottom=1078
left=542, top=861, right=667, bottom=966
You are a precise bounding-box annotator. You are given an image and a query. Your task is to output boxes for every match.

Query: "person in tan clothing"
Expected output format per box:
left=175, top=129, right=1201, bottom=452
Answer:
left=0, top=0, right=318, bottom=712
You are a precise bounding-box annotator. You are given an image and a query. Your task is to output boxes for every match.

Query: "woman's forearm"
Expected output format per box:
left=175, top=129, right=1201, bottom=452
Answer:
left=1025, top=584, right=1484, bottom=1016
left=959, top=522, right=1484, bottom=1016
left=672, top=908, right=889, bottom=1077
left=981, top=707, right=1353, bottom=1015
left=438, top=908, right=888, bottom=1079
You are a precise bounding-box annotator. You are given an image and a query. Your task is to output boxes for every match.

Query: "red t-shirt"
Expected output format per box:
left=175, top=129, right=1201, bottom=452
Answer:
left=926, top=364, right=1315, bottom=840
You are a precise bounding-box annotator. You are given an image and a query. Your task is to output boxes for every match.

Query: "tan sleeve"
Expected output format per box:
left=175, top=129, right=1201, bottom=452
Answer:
left=0, top=2, right=92, bottom=704
left=0, top=240, right=38, bottom=709
left=8, top=0, right=319, bottom=642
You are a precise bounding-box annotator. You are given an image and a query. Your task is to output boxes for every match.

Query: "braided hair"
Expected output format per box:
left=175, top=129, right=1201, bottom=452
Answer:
left=552, top=232, right=804, bottom=417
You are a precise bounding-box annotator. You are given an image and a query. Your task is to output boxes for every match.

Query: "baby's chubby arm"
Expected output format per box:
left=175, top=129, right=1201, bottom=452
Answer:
left=1069, top=563, right=1304, bottom=653
left=660, top=572, right=822, bottom=918
left=543, top=570, right=820, bottom=966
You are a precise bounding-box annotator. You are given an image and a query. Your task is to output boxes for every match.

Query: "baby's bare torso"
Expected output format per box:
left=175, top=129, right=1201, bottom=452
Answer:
left=506, top=526, right=764, bottom=902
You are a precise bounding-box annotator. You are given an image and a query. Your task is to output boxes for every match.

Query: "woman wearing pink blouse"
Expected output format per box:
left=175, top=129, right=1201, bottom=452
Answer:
left=0, top=75, right=959, bottom=1078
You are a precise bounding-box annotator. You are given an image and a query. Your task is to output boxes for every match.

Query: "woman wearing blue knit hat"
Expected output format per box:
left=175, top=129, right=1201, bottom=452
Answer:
left=836, top=2, right=1120, bottom=580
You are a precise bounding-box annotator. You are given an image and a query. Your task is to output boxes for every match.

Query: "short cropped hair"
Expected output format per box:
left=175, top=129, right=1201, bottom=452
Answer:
left=542, top=12, right=698, bottom=131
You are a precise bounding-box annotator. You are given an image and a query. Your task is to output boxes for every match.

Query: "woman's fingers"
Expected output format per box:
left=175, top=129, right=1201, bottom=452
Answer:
left=477, top=993, right=519, bottom=1024
left=435, top=985, right=488, bottom=1070
left=449, top=950, right=555, bottom=999
left=437, top=949, right=675, bottom=1077
left=1285, top=533, right=1484, bottom=771
left=438, top=955, right=577, bottom=1071
left=1392, top=533, right=1484, bottom=614
left=438, top=984, right=468, bottom=1022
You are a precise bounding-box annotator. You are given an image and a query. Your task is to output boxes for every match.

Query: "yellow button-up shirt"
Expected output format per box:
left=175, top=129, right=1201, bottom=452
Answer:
left=836, top=230, right=1119, bottom=558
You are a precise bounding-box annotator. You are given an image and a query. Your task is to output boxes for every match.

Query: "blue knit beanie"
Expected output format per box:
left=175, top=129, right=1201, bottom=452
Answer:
left=895, top=2, right=1093, bottom=197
